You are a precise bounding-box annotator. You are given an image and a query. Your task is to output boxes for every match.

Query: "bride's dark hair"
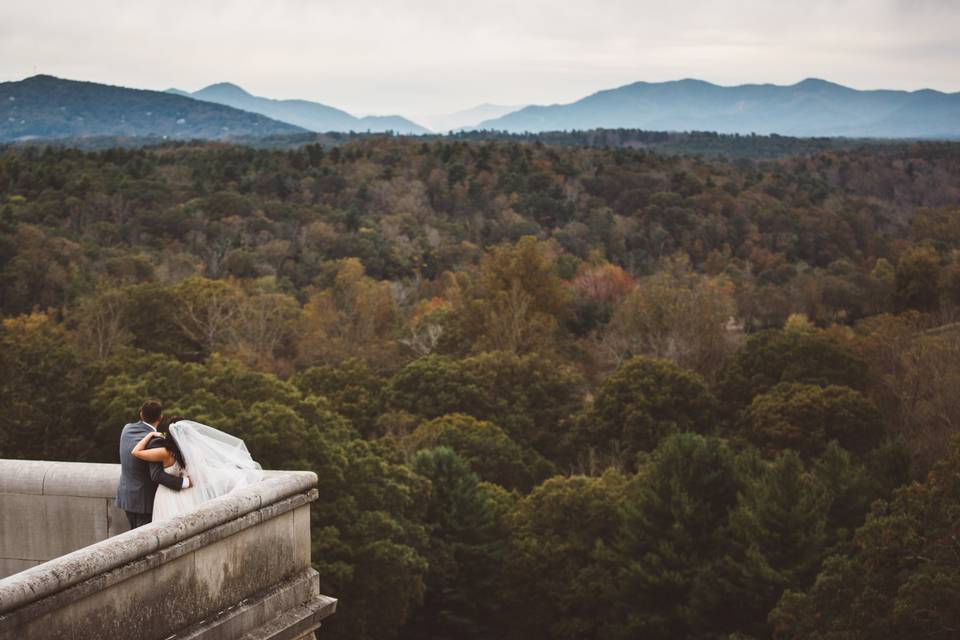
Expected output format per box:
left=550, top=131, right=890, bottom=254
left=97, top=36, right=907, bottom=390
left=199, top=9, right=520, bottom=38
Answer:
left=159, top=415, right=187, bottom=468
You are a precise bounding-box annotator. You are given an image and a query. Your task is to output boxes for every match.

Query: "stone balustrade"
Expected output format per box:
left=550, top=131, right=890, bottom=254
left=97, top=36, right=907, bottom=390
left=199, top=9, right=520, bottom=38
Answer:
left=0, top=459, right=336, bottom=639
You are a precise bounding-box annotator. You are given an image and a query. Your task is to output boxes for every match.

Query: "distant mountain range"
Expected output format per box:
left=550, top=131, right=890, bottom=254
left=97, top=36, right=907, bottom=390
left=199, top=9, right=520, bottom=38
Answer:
left=3, top=75, right=959, bottom=143
left=168, top=82, right=430, bottom=135
left=473, top=78, right=960, bottom=138
left=419, top=103, right=525, bottom=133
left=0, top=75, right=304, bottom=142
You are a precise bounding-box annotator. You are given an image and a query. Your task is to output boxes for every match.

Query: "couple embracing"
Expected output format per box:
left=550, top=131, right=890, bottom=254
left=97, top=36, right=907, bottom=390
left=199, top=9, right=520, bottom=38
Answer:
left=115, top=399, right=262, bottom=529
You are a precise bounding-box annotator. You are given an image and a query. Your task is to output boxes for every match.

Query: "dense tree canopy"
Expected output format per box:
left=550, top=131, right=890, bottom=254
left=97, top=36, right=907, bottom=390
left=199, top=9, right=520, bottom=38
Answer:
left=578, top=356, right=718, bottom=469
left=2, top=136, right=960, bottom=639
left=739, top=382, right=883, bottom=457
left=772, top=440, right=960, bottom=639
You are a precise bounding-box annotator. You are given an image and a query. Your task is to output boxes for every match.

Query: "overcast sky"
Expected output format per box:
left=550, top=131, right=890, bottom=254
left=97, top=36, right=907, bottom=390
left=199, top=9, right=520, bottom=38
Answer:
left=1, top=0, right=958, bottom=120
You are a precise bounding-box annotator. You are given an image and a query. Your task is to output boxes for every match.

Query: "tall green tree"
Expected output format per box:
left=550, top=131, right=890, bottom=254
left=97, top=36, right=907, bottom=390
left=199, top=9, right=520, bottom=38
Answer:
left=612, top=433, right=742, bottom=639
left=578, top=356, right=718, bottom=470
left=0, top=312, right=95, bottom=459
left=401, top=447, right=507, bottom=640
left=292, top=359, right=386, bottom=437
left=771, top=440, right=960, bottom=639
left=389, top=351, right=583, bottom=463
left=405, top=413, right=549, bottom=491
left=502, top=471, right=627, bottom=640
left=738, top=382, right=882, bottom=457
left=715, top=328, right=867, bottom=413
left=726, top=450, right=829, bottom=637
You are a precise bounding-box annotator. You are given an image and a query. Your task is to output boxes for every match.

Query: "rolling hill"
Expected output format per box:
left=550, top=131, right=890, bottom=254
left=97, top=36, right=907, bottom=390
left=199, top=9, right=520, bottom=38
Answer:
left=475, top=78, right=960, bottom=138
left=171, top=82, right=431, bottom=134
left=0, top=75, right=305, bottom=142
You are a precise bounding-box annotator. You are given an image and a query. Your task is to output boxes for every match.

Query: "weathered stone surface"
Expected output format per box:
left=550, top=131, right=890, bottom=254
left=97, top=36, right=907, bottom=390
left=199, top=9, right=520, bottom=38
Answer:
left=3, top=507, right=314, bottom=639
left=0, top=460, right=54, bottom=495
left=42, top=461, right=121, bottom=497
left=160, top=568, right=334, bottom=640
left=254, top=471, right=318, bottom=508
left=0, top=559, right=37, bottom=578
left=0, top=521, right=160, bottom=611
left=293, top=504, right=312, bottom=567
left=0, top=494, right=109, bottom=562
left=106, top=501, right=128, bottom=538
left=1, top=460, right=123, bottom=577
left=0, top=459, right=335, bottom=639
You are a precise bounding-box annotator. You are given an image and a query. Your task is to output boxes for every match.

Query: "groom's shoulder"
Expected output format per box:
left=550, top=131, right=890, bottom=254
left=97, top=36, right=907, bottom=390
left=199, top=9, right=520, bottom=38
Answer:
left=121, top=421, right=146, bottom=435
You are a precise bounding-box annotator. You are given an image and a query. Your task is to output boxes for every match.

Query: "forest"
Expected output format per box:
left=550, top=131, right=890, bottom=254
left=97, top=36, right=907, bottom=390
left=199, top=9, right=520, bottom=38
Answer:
left=1, top=135, right=959, bottom=639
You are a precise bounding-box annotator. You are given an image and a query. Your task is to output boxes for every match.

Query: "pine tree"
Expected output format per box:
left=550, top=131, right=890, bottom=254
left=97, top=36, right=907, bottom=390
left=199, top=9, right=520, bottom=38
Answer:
left=613, top=433, right=741, bottom=639
left=402, top=447, right=507, bottom=640
left=726, top=450, right=828, bottom=637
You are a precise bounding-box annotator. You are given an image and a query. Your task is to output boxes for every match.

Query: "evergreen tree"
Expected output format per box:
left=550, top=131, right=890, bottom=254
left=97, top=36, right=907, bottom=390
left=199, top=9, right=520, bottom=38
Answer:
left=772, top=440, right=960, bottom=639
left=402, top=447, right=507, bottom=640
left=613, top=433, right=741, bottom=639
left=726, top=450, right=828, bottom=637
left=502, top=471, right=627, bottom=640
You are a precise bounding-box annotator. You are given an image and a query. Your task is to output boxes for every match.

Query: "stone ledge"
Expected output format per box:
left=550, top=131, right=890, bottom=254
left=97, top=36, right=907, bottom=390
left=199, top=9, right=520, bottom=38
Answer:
left=175, top=568, right=336, bottom=640
left=0, top=460, right=56, bottom=495
left=43, top=461, right=123, bottom=497
left=0, top=490, right=318, bottom=630
left=0, top=468, right=318, bottom=614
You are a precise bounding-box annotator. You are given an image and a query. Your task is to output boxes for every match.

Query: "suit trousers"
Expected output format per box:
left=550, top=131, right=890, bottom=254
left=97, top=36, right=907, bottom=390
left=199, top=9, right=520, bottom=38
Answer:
left=125, top=510, right=152, bottom=529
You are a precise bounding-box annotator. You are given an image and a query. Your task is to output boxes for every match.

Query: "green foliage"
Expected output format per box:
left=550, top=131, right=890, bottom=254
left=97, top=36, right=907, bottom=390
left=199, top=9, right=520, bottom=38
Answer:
left=4, top=137, right=960, bottom=640
left=405, top=414, right=549, bottom=491
left=771, top=439, right=960, bottom=639
left=0, top=312, right=95, bottom=459
left=503, top=471, right=627, bottom=640
left=716, top=329, right=867, bottom=412
left=399, top=448, right=508, bottom=640
left=292, top=359, right=386, bottom=437
left=387, top=355, right=485, bottom=421
left=316, top=438, right=432, bottom=640
left=726, top=450, right=829, bottom=637
left=810, top=442, right=897, bottom=553
left=739, top=382, right=883, bottom=457
left=580, top=356, right=718, bottom=468
left=389, top=351, right=583, bottom=462
left=613, top=433, right=742, bottom=639
left=894, top=245, right=941, bottom=312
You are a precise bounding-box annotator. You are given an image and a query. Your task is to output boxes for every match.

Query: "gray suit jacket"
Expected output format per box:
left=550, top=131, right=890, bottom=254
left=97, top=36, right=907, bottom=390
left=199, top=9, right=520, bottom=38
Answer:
left=115, top=420, right=184, bottom=514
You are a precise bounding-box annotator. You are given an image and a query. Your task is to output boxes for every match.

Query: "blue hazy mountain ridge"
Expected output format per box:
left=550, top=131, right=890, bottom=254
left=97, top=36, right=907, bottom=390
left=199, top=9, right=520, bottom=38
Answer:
left=424, top=103, right=526, bottom=133
left=173, top=82, right=431, bottom=135
left=475, top=78, right=960, bottom=138
left=0, top=75, right=306, bottom=142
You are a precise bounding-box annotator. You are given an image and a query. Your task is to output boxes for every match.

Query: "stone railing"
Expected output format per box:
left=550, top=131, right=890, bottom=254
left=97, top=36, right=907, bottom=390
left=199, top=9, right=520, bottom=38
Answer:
left=0, top=459, right=336, bottom=639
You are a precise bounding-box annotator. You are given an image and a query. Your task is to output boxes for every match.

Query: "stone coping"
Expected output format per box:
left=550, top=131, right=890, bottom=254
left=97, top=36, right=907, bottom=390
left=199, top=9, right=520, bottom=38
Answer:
left=0, top=462, right=317, bottom=615
left=0, top=458, right=298, bottom=498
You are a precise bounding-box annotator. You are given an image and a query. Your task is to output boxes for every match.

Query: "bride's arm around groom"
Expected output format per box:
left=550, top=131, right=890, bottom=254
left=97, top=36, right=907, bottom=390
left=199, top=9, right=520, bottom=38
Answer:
left=115, top=399, right=189, bottom=529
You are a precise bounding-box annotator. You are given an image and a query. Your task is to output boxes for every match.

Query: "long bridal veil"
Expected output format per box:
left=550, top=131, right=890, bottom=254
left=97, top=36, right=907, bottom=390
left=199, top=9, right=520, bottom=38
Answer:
left=169, top=420, right=263, bottom=503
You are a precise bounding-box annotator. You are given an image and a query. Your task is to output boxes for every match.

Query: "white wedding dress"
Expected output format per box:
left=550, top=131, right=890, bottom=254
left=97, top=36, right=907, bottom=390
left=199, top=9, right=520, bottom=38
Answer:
left=153, top=460, right=202, bottom=520
left=152, top=420, right=263, bottom=522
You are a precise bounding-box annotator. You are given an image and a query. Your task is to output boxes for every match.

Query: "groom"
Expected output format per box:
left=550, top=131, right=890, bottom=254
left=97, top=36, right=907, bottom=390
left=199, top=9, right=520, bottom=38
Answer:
left=115, top=399, right=191, bottom=529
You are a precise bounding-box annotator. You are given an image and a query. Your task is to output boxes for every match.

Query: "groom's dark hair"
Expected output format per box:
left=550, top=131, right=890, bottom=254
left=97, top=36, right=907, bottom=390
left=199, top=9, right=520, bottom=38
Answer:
left=140, top=399, right=163, bottom=424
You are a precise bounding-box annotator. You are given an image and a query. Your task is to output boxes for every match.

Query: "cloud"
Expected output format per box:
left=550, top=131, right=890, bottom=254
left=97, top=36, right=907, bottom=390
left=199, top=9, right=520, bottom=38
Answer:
left=1, top=0, right=958, bottom=117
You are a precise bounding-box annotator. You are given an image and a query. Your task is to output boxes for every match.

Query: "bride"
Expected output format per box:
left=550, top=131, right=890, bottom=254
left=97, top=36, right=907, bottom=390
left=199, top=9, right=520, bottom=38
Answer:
left=131, top=419, right=263, bottom=522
